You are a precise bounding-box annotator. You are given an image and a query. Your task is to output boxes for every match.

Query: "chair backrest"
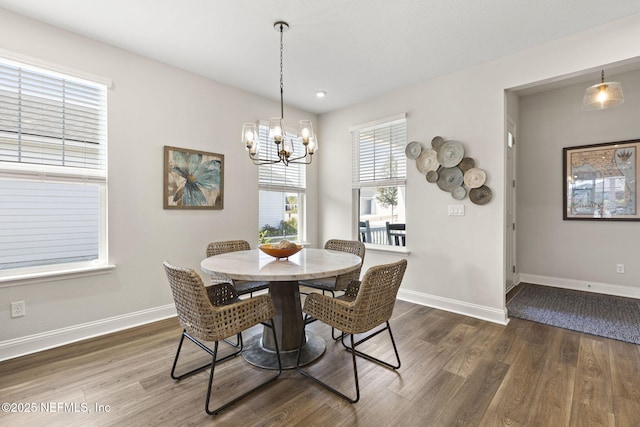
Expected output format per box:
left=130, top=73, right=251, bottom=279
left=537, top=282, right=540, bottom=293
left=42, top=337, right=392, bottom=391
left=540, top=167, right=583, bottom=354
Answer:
left=350, top=259, right=407, bottom=333
left=324, top=239, right=366, bottom=290
left=206, top=239, right=251, bottom=257
left=358, top=220, right=372, bottom=243
left=163, top=261, right=219, bottom=341
left=386, top=222, right=406, bottom=246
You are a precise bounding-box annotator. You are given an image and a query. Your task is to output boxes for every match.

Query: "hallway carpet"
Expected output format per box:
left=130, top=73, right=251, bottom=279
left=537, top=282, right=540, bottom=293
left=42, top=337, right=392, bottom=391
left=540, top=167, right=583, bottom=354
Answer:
left=507, top=284, right=640, bottom=344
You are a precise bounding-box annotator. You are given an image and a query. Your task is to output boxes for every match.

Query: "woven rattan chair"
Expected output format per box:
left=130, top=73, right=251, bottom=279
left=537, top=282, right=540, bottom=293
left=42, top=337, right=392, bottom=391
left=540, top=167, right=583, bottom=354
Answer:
left=296, top=258, right=407, bottom=403
left=299, top=239, right=365, bottom=339
left=299, top=239, right=365, bottom=297
left=163, top=261, right=282, bottom=415
left=206, top=240, right=270, bottom=297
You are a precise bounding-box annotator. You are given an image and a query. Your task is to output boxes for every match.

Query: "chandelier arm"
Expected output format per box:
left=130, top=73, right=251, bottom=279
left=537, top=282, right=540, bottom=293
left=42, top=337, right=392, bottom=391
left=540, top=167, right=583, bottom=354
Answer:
left=252, top=156, right=287, bottom=166
left=285, top=157, right=313, bottom=165
left=287, top=148, right=313, bottom=163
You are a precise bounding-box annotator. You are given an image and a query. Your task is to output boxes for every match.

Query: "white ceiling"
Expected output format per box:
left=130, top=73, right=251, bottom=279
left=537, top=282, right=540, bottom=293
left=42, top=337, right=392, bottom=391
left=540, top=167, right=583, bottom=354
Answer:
left=2, top=0, right=640, bottom=114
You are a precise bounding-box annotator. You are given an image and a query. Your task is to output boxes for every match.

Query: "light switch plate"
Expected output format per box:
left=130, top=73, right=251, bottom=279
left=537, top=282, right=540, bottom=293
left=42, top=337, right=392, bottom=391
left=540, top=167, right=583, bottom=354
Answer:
left=448, top=204, right=465, bottom=216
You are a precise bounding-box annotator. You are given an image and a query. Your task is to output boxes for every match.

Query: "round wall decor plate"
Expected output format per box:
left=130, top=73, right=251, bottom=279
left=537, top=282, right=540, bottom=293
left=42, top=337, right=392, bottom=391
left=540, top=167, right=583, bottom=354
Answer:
left=416, top=149, right=439, bottom=174
left=458, top=157, right=475, bottom=172
left=437, top=140, right=464, bottom=167
left=426, top=169, right=439, bottom=183
left=431, top=136, right=445, bottom=150
left=463, top=168, right=487, bottom=188
left=436, top=166, right=463, bottom=192
left=405, top=141, right=422, bottom=159
left=469, top=185, right=492, bottom=205
left=451, top=186, right=466, bottom=200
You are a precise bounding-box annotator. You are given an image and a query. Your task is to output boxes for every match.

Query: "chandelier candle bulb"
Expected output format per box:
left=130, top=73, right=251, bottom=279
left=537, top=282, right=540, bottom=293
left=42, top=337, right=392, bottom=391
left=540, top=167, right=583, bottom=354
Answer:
left=299, top=120, right=313, bottom=144
left=242, top=123, right=257, bottom=149
left=249, top=142, right=259, bottom=155
left=307, top=137, right=317, bottom=154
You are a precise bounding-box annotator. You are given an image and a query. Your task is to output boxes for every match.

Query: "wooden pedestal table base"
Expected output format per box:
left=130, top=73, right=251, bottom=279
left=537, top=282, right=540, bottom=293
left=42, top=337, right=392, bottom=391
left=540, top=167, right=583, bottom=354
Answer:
left=242, top=281, right=325, bottom=369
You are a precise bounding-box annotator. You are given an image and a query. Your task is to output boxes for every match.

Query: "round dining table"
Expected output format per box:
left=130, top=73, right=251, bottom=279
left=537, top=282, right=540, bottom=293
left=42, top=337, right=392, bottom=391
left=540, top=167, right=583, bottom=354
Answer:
left=201, top=247, right=362, bottom=369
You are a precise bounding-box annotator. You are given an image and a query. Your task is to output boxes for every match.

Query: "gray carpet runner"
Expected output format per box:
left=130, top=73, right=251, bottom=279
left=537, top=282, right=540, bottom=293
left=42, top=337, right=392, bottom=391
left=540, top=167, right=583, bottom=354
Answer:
left=507, top=284, right=640, bottom=345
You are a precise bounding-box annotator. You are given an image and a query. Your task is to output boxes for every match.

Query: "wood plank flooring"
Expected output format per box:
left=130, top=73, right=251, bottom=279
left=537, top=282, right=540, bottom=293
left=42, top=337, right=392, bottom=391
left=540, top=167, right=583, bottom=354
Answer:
left=1, top=291, right=639, bottom=426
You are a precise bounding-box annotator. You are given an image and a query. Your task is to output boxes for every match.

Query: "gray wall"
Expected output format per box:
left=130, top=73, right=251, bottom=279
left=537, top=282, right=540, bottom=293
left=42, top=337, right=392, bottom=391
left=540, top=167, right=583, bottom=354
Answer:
left=0, top=8, right=319, bottom=358
left=318, top=14, right=640, bottom=322
left=517, top=70, right=640, bottom=296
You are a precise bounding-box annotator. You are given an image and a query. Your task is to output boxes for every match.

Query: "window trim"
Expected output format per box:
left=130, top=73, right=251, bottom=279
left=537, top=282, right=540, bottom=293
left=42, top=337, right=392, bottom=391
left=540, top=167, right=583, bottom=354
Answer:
left=351, top=114, right=408, bottom=249
left=0, top=264, right=116, bottom=288
left=0, top=55, right=111, bottom=282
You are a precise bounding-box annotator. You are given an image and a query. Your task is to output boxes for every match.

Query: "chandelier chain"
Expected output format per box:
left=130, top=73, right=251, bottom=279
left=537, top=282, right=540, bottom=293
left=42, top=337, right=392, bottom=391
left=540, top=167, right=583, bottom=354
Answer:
left=279, top=23, right=284, bottom=119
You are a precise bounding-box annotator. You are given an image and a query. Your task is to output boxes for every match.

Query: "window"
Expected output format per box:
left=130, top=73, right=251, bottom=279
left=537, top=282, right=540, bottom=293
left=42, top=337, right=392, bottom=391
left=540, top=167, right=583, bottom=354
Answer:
left=258, top=124, right=306, bottom=243
left=352, top=114, right=407, bottom=246
left=0, top=57, right=109, bottom=278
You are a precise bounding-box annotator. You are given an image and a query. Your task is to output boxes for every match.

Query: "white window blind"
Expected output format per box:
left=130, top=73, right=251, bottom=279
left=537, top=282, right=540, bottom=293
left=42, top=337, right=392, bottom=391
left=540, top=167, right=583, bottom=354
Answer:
left=0, top=60, right=107, bottom=173
left=0, top=57, right=108, bottom=274
left=352, top=116, right=407, bottom=188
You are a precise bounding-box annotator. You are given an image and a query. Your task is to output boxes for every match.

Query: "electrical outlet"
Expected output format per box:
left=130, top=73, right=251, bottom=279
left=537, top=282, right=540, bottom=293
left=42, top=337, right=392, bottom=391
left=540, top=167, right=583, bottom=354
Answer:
left=11, top=301, right=25, bottom=318
left=616, top=264, right=625, bottom=274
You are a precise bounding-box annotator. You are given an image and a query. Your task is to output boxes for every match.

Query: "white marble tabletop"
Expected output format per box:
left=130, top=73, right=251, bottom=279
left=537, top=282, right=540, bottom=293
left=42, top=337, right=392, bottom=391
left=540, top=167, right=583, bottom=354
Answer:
left=200, top=248, right=361, bottom=281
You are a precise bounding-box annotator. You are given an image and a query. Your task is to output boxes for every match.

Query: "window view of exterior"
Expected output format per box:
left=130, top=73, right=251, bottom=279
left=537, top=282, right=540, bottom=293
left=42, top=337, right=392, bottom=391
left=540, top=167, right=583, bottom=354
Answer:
left=352, top=115, right=407, bottom=246
left=259, top=191, right=301, bottom=243
left=258, top=125, right=306, bottom=243
left=358, top=186, right=406, bottom=245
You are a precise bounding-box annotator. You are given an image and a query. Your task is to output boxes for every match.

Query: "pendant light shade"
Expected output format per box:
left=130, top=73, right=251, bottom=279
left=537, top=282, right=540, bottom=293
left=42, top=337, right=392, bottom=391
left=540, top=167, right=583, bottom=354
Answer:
left=581, top=70, right=624, bottom=111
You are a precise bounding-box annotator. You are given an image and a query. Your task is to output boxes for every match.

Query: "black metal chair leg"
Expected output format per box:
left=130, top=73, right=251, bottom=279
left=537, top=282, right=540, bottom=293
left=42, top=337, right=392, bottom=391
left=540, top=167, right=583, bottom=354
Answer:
left=331, top=327, right=344, bottom=341
left=223, top=332, right=243, bottom=349
left=296, top=315, right=360, bottom=403
left=170, top=329, right=242, bottom=381
left=205, top=319, right=282, bottom=415
left=340, top=321, right=401, bottom=370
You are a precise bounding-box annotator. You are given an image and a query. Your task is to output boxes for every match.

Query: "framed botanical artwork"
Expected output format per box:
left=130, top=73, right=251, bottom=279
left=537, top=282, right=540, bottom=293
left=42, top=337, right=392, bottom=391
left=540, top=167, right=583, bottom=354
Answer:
left=563, top=139, right=639, bottom=220
left=164, top=146, right=224, bottom=209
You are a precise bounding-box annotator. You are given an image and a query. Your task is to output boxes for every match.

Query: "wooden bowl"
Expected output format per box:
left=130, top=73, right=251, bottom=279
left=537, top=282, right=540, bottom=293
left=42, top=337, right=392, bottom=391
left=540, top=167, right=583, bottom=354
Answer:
left=259, top=243, right=303, bottom=260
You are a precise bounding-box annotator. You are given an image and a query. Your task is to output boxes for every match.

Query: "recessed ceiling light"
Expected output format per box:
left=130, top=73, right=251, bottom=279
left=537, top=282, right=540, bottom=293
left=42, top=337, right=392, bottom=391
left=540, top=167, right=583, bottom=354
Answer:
left=315, top=90, right=326, bottom=98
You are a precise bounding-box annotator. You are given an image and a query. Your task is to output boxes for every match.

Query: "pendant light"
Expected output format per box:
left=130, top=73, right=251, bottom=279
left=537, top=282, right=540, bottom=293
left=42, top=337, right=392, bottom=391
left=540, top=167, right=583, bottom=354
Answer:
left=581, top=70, right=624, bottom=110
left=241, top=21, right=317, bottom=166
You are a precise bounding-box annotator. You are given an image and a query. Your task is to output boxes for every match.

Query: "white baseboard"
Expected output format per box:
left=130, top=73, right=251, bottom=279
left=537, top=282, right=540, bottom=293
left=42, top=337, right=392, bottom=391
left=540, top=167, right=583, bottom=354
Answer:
left=0, top=304, right=177, bottom=362
left=397, top=288, right=509, bottom=325
left=518, top=273, right=640, bottom=299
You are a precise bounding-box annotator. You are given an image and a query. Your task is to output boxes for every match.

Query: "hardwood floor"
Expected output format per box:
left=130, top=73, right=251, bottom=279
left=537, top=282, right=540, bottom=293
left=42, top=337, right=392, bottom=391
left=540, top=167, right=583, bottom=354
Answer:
left=1, top=295, right=639, bottom=426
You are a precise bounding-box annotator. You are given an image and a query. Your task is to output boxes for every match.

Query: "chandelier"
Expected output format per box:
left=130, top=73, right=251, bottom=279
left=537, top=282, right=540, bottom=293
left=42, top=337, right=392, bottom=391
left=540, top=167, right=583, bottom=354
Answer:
left=581, top=70, right=624, bottom=111
left=241, top=21, right=318, bottom=166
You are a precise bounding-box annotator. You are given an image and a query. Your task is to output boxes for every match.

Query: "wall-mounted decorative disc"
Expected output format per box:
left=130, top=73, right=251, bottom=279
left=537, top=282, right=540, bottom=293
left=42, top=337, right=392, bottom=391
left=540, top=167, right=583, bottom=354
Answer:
left=436, top=166, right=463, bottom=191
left=426, top=169, right=439, bottom=183
left=458, top=157, right=475, bottom=172
left=416, top=149, right=439, bottom=174
left=463, top=168, right=487, bottom=188
left=431, top=136, right=446, bottom=150
left=405, top=141, right=422, bottom=159
left=451, top=186, right=466, bottom=200
left=437, top=140, right=464, bottom=167
left=469, top=185, right=492, bottom=205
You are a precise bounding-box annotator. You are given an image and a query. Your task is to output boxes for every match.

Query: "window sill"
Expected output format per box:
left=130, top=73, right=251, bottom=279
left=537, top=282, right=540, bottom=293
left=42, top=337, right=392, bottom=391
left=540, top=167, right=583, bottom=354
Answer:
left=0, top=264, right=116, bottom=288
left=364, top=244, right=410, bottom=255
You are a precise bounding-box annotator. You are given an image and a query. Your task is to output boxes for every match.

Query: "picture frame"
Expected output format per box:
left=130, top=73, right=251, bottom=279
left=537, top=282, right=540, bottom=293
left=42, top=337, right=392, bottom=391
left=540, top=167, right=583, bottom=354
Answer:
left=563, top=139, right=639, bottom=220
left=164, top=145, right=224, bottom=210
